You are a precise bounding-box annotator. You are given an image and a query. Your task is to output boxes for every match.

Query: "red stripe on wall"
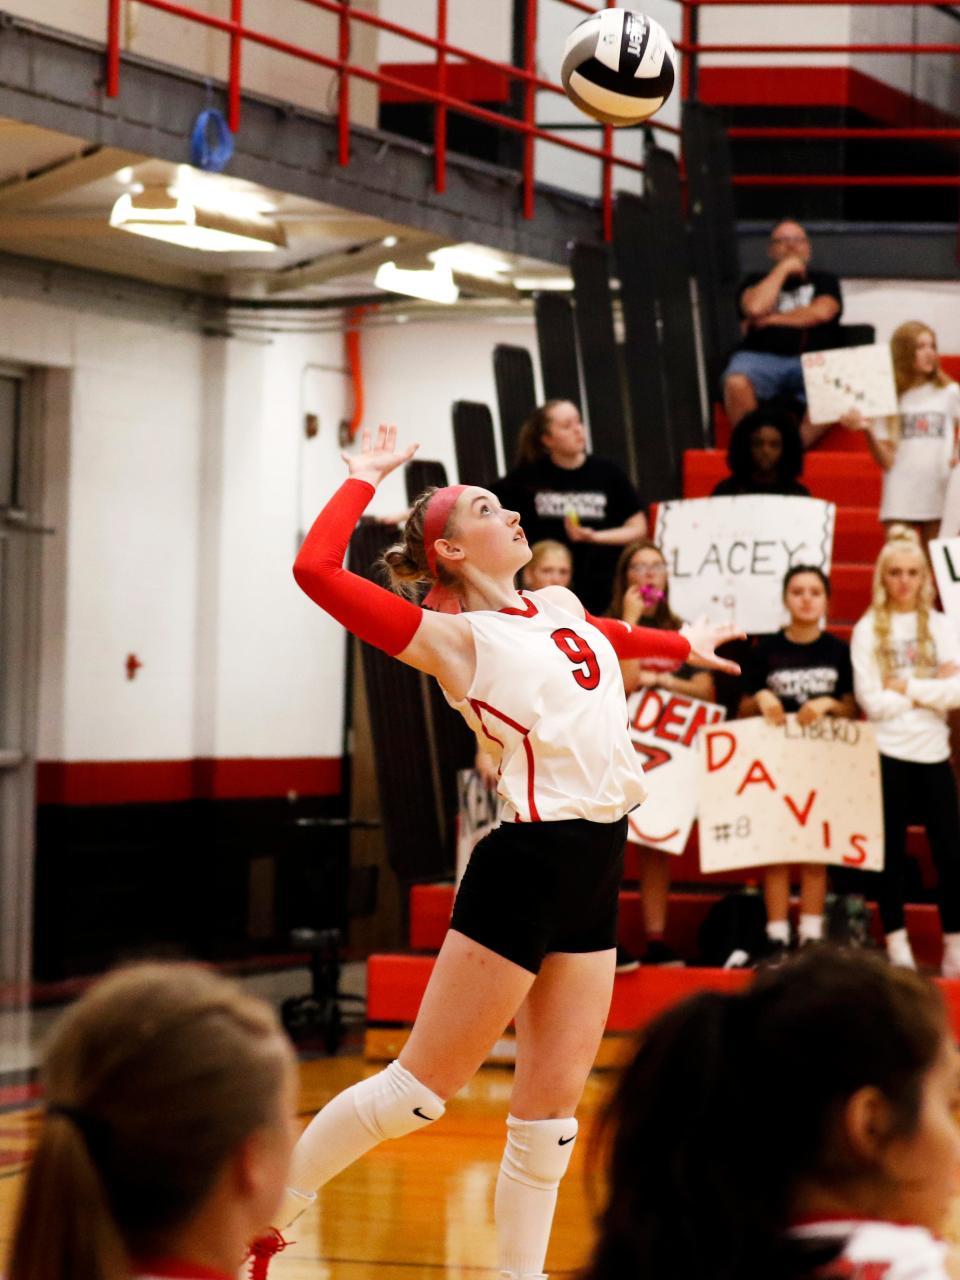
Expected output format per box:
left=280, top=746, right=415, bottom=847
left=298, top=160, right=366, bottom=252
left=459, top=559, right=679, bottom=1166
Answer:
left=699, top=65, right=960, bottom=129
left=36, top=757, right=342, bottom=806
left=380, top=61, right=511, bottom=105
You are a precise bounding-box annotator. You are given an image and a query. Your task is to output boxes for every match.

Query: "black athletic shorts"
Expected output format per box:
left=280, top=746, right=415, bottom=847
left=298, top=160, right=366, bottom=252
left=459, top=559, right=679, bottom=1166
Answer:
left=449, top=815, right=628, bottom=975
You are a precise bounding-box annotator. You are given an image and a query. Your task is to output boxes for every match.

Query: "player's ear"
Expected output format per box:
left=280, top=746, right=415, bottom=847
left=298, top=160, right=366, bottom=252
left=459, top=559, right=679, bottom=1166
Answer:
left=435, top=538, right=465, bottom=564
left=842, top=1085, right=895, bottom=1165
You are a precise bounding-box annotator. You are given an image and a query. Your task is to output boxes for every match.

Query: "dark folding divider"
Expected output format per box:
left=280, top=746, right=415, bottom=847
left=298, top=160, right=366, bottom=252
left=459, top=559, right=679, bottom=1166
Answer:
left=569, top=242, right=634, bottom=481
left=643, top=147, right=708, bottom=452
left=609, top=202, right=673, bottom=504
left=493, top=344, right=537, bottom=467
left=404, top=459, right=448, bottom=503
left=534, top=292, right=581, bottom=406
left=682, top=102, right=742, bottom=411
left=452, top=400, right=500, bottom=488
left=348, top=520, right=450, bottom=887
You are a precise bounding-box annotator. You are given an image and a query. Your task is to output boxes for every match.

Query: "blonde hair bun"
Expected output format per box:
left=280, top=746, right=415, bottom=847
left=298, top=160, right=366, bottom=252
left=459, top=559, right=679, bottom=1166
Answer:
left=884, top=523, right=921, bottom=547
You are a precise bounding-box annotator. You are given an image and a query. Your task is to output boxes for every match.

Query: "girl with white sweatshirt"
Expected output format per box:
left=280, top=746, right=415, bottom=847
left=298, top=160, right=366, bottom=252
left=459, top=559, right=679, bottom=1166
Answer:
left=851, top=525, right=960, bottom=974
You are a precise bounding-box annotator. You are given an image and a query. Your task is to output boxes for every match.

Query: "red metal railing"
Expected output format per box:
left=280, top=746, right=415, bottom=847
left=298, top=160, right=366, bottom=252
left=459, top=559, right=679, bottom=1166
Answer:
left=679, top=0, right=960, bottom=195
left=104, top=0, right=681, bottom=243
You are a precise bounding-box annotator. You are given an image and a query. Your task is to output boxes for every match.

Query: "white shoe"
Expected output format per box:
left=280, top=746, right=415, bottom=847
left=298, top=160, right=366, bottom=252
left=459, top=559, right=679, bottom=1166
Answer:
left=886, top=929, right=917, bottom=970
left=942, top=949, right=960, bottom=980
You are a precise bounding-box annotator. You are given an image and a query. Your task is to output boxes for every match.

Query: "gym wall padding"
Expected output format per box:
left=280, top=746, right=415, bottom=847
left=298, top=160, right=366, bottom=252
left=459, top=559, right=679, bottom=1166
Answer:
left=682, top=101, right=742, bottom=408
left=643, top=147, right=708, bottom=453
left=535, top=292, right=582, bottom=407
left=570, top=241, right=634, bottom=482
left=404, top=459, right=449, bottom=504
left=452, top=401, right=500, bottom=489
left=494, top=344, right=538, bottom=467
left=610, top=198, right=674, bottom=504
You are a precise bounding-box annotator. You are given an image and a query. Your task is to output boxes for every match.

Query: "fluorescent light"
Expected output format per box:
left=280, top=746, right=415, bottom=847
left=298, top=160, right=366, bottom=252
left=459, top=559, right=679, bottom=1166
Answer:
left=430, top=244, right=509, bottom=281
left=374, top=260, right=459, bottom=304
left=109, top=188, right=281, bottom=253
left=382, top=234, right=398, bottom=248
left=513, top=275, right=574, bottom=291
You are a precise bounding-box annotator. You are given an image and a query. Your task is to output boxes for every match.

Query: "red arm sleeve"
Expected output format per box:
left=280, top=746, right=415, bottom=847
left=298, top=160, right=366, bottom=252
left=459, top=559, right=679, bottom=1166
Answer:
left=585, top=613, right=691, bottom=671
left=293, top=478, right=423, bottom=657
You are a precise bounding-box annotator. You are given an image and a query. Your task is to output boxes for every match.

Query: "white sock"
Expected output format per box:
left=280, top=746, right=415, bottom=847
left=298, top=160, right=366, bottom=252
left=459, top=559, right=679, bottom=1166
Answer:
left=495, top=1115, right=578, bottom=1277
left=766, top=919, right=790, bottom=944
left=798, top=913, right=824, bottom=943
left=942, top=932, right=960, bottom=978
left=276, top=1060, right=446, bottom=1229
left=886, top=928, right=916, bottom=969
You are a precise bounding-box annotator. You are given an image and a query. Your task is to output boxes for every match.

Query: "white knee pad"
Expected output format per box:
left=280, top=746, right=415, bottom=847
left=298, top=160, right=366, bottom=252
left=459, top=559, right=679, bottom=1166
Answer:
left=352, top=1060, right=446, bottom=1142
left=500, top=1114, right=578, bottom=1190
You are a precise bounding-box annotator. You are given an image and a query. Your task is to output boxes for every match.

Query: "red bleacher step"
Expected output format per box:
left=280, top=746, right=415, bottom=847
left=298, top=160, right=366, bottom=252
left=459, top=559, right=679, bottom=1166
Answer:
left=684, top=449, right=882, bottom=507
left=411, top=881, right=945, bottom=967
left=367, top=952, right=960, bottom=1043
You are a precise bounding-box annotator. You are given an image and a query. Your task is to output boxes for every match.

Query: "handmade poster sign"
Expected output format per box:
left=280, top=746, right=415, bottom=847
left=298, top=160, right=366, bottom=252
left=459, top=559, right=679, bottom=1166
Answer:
left=929, top=537, right=960, bottom=625
left=625, top=688, right=726, bottom=854
left=655, top=495, right=835, bottom=634
left=455, top=768, right=502, bottom=885
left=801, top=343, right=899, bottom=426
left=697, top=716, right=884, bottom=873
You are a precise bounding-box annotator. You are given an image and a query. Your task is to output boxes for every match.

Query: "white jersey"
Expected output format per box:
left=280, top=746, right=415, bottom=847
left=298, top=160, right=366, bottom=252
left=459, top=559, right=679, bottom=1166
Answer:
left=872, top=381, right=960, bottom=522
left=444, top=591, right=647, bottom=823
left=789, top=1219, right=951, bottom=1280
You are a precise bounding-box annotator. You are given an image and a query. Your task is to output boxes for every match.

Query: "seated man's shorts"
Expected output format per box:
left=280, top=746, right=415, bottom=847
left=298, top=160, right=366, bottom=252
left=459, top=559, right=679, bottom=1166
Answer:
left=723, top=350, right=807, bottom=405
left=449, top=816, right=627, bottom=974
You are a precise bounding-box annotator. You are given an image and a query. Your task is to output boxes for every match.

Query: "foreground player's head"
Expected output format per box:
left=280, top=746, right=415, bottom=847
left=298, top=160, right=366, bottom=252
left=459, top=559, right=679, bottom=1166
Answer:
left=383, top=485, right=531, bottom=610
left=10, top=963, right=297, bottom=1280
left=585, top=949, right=958, bottom=1280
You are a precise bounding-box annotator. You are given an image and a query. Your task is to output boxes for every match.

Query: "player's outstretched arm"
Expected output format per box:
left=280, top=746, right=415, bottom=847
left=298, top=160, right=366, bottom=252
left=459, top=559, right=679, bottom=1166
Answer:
left=680, top=619, right=745, bottom=675
left=293, top=425, right=474, bottom=694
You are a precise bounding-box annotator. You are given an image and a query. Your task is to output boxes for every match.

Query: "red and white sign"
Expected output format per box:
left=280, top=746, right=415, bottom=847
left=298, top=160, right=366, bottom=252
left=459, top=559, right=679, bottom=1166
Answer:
left=697, top=716, right=884, bottom=873
left=626, top=689, right=726, bottom=855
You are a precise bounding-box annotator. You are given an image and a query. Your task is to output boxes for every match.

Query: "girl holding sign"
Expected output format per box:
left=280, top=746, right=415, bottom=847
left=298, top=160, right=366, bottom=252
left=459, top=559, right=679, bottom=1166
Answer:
left=609, top=540, right=716, bottom=967
left=739, top=566, right=856, bottom=959
left=844, top=322, right=960, bottom=545
left=852, top=526, right=960, bottom=975
left=250, top=426, right=741, bottom=1279
left=584, top=949, right=960, bottom=1280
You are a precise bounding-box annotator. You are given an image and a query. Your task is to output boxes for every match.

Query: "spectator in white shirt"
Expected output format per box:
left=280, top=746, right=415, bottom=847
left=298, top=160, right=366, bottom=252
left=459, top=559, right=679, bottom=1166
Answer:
left=851, top=525, right=960, bottom=973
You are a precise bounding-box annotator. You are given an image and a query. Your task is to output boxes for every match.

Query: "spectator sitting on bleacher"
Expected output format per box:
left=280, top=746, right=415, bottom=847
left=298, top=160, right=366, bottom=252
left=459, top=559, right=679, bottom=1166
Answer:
left=492, top=400, right=647, bottom=614
left=844, top=322, right=960, bottom=550
left=710, top=406, right=810, bottom=498
left=738, top=565, right=856, bottom=963
left=723, top=218, right=842, bottom=448
left=609, top=539, right=715, bottom=970
left=851, top=525, right=960, bottom=976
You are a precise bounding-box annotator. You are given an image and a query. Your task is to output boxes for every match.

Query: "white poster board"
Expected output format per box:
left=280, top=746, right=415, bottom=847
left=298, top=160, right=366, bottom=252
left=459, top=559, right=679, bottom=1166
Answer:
left=929, top=537, right=960, bottom=625
left=656, top=496, right=835, bottom=634
left=625, top=689, right=726, bottom=854
left=455, top=769, right=502, bottom=886
left=801, top=343, right=898, bottom=426
left=697, top=716, right=884, bottom=873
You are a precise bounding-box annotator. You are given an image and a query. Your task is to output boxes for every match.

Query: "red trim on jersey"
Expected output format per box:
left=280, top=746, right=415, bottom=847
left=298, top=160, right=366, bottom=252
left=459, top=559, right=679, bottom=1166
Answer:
left=468, top=699, right=506, bottom=752
left=470, top=698, right=540, bottom=822
left=499, top=594, right=539, bottom=618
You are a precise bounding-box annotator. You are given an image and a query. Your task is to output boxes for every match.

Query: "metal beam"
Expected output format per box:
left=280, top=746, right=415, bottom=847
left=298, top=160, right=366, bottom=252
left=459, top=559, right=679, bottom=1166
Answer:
left=0, top=15, right=603, bottom=268
left=0, top=144, right=141, bottom=210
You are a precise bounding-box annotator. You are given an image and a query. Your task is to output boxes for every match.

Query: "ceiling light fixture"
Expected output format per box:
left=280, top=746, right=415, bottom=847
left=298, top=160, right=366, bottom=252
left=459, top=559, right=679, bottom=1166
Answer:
left=430, top=244, right=510, bottom=281
left=109, top=187, right=282, bottom=253
left=374, top=260, right=459, bottom=305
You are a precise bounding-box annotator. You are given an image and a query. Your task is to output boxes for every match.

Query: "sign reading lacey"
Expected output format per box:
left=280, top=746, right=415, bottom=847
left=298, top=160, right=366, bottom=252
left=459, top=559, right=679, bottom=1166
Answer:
left=655, top=495, right=836, bottom=634
left=697, top=716, right=884, bottom=874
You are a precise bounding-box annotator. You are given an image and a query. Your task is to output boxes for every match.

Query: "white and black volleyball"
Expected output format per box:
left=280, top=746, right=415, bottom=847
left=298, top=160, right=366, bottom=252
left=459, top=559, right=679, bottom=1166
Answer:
left=560, top=9, right=677, bottom=127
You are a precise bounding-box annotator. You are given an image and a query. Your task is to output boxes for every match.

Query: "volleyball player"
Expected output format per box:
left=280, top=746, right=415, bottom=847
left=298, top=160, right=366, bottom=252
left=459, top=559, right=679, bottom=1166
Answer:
left=249, top=425, right=743, bottom=1279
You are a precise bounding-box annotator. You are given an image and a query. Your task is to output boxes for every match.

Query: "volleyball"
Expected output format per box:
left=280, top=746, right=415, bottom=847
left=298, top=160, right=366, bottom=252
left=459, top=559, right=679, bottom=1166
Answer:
left=560, top=9, right=677, bottom=127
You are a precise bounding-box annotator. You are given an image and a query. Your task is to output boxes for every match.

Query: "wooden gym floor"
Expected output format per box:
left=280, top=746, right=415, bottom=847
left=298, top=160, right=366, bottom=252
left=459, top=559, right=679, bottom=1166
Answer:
left=0, top=1055, right=613, bottom=1280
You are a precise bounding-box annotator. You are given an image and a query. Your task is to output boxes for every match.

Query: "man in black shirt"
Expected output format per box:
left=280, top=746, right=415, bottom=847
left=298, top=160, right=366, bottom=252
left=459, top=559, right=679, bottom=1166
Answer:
left=492, top=400, right=647, bottom=614
left=723, top=219, right=843, bottom=447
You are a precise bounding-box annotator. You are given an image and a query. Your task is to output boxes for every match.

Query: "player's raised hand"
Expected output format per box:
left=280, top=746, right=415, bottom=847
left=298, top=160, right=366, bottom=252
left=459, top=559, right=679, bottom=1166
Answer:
left=680, top=618, right=746, bottom=675
left=344, top=424, right=418, bottom=488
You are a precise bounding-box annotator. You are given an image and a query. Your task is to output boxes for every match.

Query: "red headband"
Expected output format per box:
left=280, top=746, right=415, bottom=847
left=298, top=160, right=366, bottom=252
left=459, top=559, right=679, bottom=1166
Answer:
left=422, top=484, right=467, bottom=613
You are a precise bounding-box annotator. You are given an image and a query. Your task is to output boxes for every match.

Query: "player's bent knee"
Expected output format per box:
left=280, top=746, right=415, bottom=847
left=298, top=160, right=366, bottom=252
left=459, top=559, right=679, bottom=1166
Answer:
left=500, top=1115, right=579, bottom=1190
left=352, top=1059, right=447, bottom=1141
